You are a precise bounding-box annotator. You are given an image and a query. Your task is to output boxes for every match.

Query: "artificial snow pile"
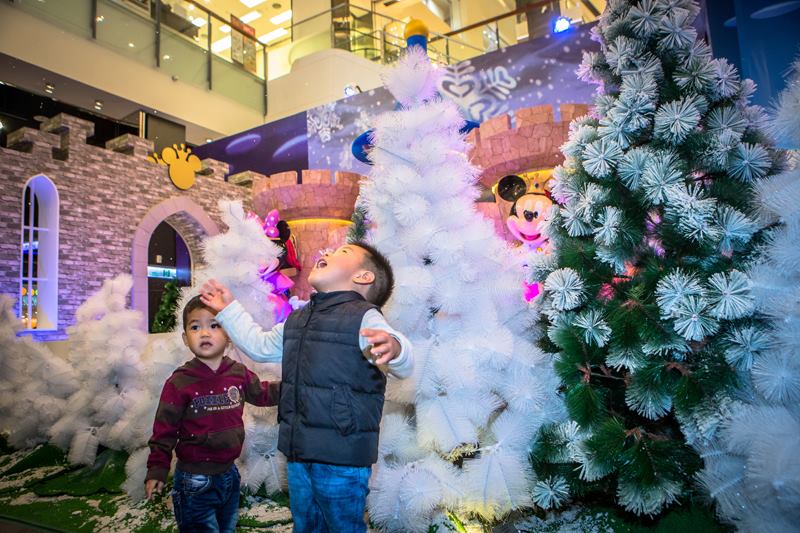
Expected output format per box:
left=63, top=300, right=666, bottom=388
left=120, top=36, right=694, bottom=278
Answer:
left=50, top=274, right=149, bottom=466
left=358, top=47, right=561, bottom=531
left=696, top=58, right=800, bottom=533
left=0, top=275, right=149, bottom=466
left=0, top=296, right=78, bottom=448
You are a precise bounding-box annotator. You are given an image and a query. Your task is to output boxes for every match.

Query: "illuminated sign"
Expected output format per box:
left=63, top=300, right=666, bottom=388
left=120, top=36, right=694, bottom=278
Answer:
left=147, top=266, right=178, bottom=279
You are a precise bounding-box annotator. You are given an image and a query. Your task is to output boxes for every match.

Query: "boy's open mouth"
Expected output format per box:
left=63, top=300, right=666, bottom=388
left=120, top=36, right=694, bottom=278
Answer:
left=315, top=258, right=328, bottom=269
left=200, top=341, right=213, bottom=348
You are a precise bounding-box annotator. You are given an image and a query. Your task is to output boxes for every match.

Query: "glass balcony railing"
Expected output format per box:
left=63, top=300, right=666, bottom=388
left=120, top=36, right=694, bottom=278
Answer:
left=277, top=0, right=601, bottom=73
left=12, top=0, right=268, bottom=113
left=9, top=0, right=602, bottom=115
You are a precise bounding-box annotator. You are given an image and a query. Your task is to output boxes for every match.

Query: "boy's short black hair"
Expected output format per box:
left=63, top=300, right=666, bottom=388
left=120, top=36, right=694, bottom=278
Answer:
left=351, top=242, right=394, bottom=307
left=182, top=295, right=212, bottom=330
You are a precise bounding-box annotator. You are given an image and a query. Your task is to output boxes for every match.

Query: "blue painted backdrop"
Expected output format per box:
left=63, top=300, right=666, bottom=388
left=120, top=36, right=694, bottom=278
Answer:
left=194, top=25, right=601, bottom=179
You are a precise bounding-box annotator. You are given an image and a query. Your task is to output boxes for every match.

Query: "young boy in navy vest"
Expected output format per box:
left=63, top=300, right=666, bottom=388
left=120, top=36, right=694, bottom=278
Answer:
left=200, top=242, right=413, bottom=533
left=144, top=296, right=279, bottom=532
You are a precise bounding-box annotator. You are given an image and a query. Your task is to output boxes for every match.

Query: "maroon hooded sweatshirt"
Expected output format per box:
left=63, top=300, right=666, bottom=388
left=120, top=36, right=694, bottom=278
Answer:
left=146, top=356, right=279, bottom=482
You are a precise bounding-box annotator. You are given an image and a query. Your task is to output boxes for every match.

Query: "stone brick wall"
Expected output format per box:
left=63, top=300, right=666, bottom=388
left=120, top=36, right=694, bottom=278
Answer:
left=0, top=113, right=249, bottom=340
left=252, top=169, right=362, bottom=221
left=468, top=103, right=590, bottom=189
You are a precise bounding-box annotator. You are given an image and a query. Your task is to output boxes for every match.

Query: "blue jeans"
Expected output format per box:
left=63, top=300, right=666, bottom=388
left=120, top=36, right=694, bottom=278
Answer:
left=287, top=461, right=371, bottom=533
left=171, top=465, right=240, bottom=533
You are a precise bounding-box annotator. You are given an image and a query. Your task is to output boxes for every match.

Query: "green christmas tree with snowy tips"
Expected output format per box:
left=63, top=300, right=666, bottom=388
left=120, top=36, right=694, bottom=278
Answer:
left=151, top=280, right=180, bottom=333
left=531, top=0, right=781, bottom=517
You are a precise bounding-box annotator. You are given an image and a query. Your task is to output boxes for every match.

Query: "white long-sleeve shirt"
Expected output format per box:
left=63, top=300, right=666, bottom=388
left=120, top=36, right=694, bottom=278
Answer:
left=216, top=300, right=414, bottom=379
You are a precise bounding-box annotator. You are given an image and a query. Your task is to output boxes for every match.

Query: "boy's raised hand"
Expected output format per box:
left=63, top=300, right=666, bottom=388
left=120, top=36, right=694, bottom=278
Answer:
left=200, top=279, right=234, bottom=313
left=144, top=478, right=164, bottom=500
left=361, top=328, right=402, bottom=365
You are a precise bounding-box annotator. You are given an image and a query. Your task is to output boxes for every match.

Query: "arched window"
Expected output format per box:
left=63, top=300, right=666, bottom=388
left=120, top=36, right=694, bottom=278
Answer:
left=19, top=176, right=59, bottom=331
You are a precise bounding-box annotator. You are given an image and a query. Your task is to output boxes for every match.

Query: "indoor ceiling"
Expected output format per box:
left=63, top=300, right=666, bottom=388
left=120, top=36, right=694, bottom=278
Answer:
left=179, top=0, right=293, bottom=45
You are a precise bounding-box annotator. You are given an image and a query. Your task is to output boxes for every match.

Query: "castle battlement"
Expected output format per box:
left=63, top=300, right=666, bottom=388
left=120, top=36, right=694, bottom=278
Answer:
left=250, top=168, right=364, bottom=221
left=468, top=103, right=589, bottom=187
left=3, top=112, right=231, bottom=179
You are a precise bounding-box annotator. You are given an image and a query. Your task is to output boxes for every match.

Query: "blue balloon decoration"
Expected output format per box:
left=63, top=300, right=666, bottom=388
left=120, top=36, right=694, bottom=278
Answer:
left=351, top=121, right=480, bottom=166
left=352, top=129, right=374, bottom=164
left=460, top=120, right=480, bottom=134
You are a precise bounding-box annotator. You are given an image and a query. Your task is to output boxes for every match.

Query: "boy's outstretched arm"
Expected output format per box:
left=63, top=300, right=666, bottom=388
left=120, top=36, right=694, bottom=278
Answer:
left=200, top=280, right=284, bottom=363
left=360, top=309, right=414, bottom=379
left=242, top=367, right=281, bottom=407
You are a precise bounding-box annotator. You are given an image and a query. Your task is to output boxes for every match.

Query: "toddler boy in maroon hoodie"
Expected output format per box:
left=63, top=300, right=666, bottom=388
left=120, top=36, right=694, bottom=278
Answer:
left=144, top=295, right=279, bottom=533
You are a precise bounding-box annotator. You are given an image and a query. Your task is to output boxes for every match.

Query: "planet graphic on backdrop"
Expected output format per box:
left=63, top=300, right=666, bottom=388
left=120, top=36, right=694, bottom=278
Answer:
left=273, top=134, right=308, bottom=160
left=225, top=133, right=262, bottom=156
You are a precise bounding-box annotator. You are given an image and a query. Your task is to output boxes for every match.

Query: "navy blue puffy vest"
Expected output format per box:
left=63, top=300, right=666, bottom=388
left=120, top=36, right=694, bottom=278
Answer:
left=278, top=291, right=386, bottom=466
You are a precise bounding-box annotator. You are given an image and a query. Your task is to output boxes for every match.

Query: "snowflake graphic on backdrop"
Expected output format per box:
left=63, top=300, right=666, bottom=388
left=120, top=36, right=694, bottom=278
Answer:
left=337, top=145, right=356, bottom=171
left=439, top=60, right=518, bottom=122
left=307, top=102, right=344, bottom=143
left=306, top=31, right=599, bottom=172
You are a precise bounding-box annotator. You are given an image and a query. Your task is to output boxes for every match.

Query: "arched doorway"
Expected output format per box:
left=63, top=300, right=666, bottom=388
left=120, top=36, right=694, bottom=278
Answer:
left=131, top=197, right=220, bottom=330
left=147, top=221, right=192, bottom=332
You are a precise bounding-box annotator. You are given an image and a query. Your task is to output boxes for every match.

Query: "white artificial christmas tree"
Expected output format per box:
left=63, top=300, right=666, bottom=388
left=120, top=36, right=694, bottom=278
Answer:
left=199, top=200, right=287, bottom=495
left=696, top=58, right=800, bottom=533
left=358, top=47, right=561, bottom=531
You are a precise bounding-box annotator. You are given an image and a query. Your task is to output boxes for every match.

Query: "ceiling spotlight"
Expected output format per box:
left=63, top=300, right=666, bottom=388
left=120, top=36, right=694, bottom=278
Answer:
left=163, top=54, right=171, bottom=60
left=128, top=42, right=135, bottom=48
left=44, top=82, right=55, bottom=94
left=344, top=84, right=362, bottom=97
left=96, top=15, right=104, bottom=22
left=94, top=100, right=103, bottom=110
left=205, top=138, right=213, bottom=143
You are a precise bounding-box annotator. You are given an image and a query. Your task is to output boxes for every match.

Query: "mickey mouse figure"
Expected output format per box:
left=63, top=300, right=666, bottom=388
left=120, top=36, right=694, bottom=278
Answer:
left=495, top=170, right=554, bottom=251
